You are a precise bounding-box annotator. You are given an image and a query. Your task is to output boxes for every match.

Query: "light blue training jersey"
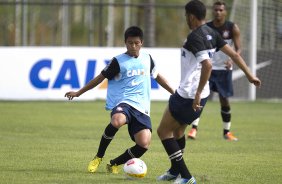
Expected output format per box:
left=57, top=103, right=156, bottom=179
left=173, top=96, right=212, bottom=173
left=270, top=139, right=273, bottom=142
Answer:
left=105, top=52, right=158, bottom=116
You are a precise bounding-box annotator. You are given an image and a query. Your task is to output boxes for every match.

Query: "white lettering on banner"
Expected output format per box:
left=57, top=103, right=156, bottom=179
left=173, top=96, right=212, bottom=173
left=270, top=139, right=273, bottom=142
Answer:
left=29, top=59, right=101, bottom=89
left=0, top=47, right=180, bottom=100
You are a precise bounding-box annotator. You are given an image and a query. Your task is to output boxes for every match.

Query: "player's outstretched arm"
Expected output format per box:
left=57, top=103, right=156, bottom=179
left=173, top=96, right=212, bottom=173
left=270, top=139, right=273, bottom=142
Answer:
left=220, top=45, right=261, bottom=87
left=155, top=73, right=175, bottom=95
left=65, top=73, right=105, bottom=100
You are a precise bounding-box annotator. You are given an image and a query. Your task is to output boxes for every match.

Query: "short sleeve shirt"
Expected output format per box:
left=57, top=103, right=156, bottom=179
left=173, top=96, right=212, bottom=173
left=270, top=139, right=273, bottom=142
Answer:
left=177, top=24, right=226, bottom=99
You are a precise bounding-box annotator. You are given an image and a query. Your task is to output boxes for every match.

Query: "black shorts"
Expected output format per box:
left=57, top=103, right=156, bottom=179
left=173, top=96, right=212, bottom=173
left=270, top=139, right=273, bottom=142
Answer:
left=169, top=92, right=208, bottom=125
left=111, top=103, right=152, bottom=141
left=209, top=70, right=233, bottom=98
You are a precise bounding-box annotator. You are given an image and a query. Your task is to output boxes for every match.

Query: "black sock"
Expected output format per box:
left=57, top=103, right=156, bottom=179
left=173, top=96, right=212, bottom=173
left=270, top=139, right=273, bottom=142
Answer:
left=110, top=144, right=147, bottom=166
left=221, top=106, right=231, bottom=122
left=224, top=129, right=230, bottom=135
left=162, top=138, right=192, bottom=179
left=176, top=135, right=186, bottom=153
left=221, top=106, right=231, bottom=135
left=96, top=123, right=118, bottom=158
left=192, top=125, right=198, bottom=130
left=168, top=136, right=186, bottom=175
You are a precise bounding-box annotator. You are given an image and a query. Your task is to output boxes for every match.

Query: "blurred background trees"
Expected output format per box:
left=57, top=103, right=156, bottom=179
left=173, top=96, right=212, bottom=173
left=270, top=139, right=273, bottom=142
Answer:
left=0, top=0, right=233, bottom=47
left=0, top=0, right=281, bottom=49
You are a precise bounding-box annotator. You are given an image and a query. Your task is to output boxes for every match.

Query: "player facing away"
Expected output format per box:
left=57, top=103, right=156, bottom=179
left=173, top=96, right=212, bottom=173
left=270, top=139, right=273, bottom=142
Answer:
left=187, top=0, right=242, bottom=141
left=65, top=26, right=175, bottom=174
left=156, top=1, right=261, bottom=184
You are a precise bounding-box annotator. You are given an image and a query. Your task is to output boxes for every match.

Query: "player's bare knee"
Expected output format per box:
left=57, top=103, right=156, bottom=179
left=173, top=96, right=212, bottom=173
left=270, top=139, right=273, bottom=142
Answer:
left=173, top=132, right=183, bottom=140
left=137, top=140, right=150, bottom=149
left=111, top=114, right=126, bottom=128
left=174, top=128, right=185, bottom=139
left=135, top=132, right=151, bottom=149
left=110, top=121, right=121, bottom=128
left=157, top=126, right=166, bottom=139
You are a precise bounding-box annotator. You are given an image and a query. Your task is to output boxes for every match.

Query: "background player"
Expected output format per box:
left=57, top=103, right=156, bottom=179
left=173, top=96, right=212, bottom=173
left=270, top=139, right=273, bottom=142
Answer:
left=157, top=1, right=261, bottom=183
left=65, top=26, right=174, bottom=174
left=187, top=0, right=242, bottom=141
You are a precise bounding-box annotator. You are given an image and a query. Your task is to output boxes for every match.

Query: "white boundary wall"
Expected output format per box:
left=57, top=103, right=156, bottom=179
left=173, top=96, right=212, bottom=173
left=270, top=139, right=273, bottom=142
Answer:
left=0, top=47, right=180, bottom=101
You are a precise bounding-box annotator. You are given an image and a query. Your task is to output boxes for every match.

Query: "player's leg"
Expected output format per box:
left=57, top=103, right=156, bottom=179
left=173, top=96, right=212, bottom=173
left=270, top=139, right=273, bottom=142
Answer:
left=97, top=113, right=126, bottom=157
left=109, top=128, right=150, bottom=163
left=219, top=95, right=238, bottom=141
left=106, top=128, right=150, bottom=174
left=174, top=126, right=187, bottom=153
left=107, top=108, right=151, bottom=173
left=219, top=95, right=231, bottom=135
left=157, top=106, right=193, bottom=182
left=172, top=127, right=196, bottom=183
left=215, top=70, right=237, bottom=141
left=187, top=117, right=200, bottom=139
left=170, top=123, right=188, bottom=176
left=88, top=109, right=127, bottom=173
left=158, top=93, right=207, bottom=182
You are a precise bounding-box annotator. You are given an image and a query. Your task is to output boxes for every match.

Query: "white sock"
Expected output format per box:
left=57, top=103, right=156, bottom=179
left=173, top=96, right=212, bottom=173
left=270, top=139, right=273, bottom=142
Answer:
left=192, top=118, right=200, bottom=126
left=223, top=122, right=231, bottom=130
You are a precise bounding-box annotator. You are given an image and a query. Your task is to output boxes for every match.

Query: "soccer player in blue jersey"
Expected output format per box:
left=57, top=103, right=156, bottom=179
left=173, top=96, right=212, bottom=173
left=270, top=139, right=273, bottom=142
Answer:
left=65, top=26, right=175, bottom=174
left=187, top=0, right=242, bottom=141
left=156, top=1, right=261, bottom=184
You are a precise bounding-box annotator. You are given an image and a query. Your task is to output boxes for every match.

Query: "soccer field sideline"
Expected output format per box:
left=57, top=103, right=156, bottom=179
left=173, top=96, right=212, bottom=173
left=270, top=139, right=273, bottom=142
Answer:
left=0, top=100, right=281, bottom=183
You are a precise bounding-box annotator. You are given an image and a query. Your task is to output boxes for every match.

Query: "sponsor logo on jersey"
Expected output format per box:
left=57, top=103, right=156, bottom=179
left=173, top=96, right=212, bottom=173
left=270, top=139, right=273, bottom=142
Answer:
left=127, top=69, right=145, bottom=77
left=222, top=30, right=230, bottom=39
left=206, top=35, right=213, bottom=40
left=131, top=79, right=143, bottom=86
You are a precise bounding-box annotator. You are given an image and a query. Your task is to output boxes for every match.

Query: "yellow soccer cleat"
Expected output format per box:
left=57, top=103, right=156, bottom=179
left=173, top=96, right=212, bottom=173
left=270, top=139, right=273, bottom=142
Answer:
left=106, top=163, right=119, bottom=174
left=88, top=156, right=102, bottom=173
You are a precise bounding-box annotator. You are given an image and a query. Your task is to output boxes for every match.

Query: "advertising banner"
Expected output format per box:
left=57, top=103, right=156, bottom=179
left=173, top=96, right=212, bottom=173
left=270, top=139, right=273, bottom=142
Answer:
left=0, top=47, right=180, bottom=101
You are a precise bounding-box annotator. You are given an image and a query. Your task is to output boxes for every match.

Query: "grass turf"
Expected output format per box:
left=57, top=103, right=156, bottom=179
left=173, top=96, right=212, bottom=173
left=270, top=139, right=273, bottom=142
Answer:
left=0, top=100, right=281, bottom=184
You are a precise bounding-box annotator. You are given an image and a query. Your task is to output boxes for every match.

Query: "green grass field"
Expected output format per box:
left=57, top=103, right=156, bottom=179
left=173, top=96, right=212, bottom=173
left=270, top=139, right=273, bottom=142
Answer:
left=0, top=100, right=281, bottom=184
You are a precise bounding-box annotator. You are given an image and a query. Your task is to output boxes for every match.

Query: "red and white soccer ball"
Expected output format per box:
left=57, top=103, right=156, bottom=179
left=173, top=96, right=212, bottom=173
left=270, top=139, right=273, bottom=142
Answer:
left=123, top=158, right=147, bottom=179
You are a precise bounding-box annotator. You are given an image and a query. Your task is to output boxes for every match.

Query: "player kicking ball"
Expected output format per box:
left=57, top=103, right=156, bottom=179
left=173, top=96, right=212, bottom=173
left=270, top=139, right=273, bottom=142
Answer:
left=65, top=26, right=174, bottom=174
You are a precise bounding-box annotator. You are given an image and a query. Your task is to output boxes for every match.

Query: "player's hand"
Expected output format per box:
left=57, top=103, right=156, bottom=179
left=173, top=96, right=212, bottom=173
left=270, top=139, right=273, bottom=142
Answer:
left=224, top=60, right=233, bottom=70
left=64, top=91, right=79, bottom=100
left=250, top=77, right=261, bottom=87
left=192, top=94, right=203, bottom=112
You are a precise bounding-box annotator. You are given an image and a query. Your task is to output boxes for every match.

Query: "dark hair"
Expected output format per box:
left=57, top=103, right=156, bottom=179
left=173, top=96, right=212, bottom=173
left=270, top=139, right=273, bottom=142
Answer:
left=213, top=0, right=226, bottom=7
left=124, top=26, right=143, bottom=42
left=185, top=0, right=206, bottom=20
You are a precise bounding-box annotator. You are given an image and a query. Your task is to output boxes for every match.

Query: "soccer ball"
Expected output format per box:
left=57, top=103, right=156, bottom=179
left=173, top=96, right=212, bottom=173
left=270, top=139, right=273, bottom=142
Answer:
left=123, top=158, right=147, bottom=179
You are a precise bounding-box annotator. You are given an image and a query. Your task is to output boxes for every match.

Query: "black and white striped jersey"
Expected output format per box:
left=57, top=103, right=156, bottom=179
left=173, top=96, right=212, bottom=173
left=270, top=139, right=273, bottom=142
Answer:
left=177, top=24, right=226, bottom=99
left=207, top=21, right=235, bottom=70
